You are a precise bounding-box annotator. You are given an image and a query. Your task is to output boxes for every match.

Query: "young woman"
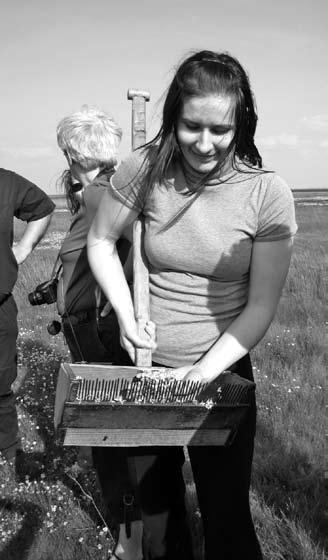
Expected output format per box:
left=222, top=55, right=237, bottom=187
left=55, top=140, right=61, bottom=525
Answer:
left=88, top=51, right=297, bottom=560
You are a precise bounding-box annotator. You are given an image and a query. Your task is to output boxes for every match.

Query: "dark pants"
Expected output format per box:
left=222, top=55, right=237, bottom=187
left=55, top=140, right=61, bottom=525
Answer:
left=62, top=309, right=129, bottom=365
left=133, top=355, right=263, bottom=560
left=189, top=355, right=262, bottom=559
left=0, top=295, right=19, bottom=456
left=61, top=308, right=140, bottom=523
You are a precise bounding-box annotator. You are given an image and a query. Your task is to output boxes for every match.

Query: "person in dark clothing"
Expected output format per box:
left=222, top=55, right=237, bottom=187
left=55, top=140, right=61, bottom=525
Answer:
left=0, top=169, right=54, bottom=465
left=56, top=105, right=144, bottom=560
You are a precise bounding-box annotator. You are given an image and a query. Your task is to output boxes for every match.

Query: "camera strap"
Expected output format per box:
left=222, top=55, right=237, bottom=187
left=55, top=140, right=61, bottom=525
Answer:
left=50, top=255, right=63, bottom=282
left=59, top=279, right=86, bottom=363
left=49, top=242, right=85, bottom=362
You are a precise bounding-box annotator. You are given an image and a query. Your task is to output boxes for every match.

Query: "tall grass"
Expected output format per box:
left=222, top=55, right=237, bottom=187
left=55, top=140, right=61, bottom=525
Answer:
left=250, top=205, right=327, bottom=559
left=0, top=206, right=327, bottom=560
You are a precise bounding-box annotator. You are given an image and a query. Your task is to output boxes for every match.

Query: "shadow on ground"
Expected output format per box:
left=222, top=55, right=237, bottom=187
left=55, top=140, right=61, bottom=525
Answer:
left=11, top=338, right=105, bottom=526
left=0, top=498, right=43, bottom=560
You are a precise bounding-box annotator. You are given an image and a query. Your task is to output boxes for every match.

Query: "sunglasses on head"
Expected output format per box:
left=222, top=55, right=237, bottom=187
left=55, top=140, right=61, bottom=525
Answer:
left=71, top=181, right=83, bottom=193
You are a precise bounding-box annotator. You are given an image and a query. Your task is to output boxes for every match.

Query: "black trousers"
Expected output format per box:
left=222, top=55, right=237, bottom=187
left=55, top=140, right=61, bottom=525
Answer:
left=61, top=309, right=140, bottom=523
left=132, top=355, right=263, bottom=560
left=188, top=357, right=263, bottom=559
left=62, top=309, right=130, bottom=365
left=95, top=355, right=263, bottom=560
left=0, top=295, right=18, bottom=455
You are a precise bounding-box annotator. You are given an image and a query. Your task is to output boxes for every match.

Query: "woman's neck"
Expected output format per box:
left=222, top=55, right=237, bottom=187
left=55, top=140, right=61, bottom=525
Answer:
left=181, top=155, right=235, bottom=188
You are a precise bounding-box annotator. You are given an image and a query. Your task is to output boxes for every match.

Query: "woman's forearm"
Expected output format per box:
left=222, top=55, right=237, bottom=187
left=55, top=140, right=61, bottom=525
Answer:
left=194, top=302, right=277, bottom=381
left=88, top=237, right=135, bottom=325
left=13, top=215, right=52, bottom=264
left=88, top=235, right=156, bottom=359
left=87, top=191, right=155, bottom=360
left=191, top=239, right=293, bottom=382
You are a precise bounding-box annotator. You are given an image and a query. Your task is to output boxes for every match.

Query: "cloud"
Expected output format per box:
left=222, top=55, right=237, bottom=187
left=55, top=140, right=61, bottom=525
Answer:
left=0, top=145, right=56, bottom=159
left=258, top=134, right=300, bottom=148
left=301, top=115, right=328, bottom=130
left=259, top=132, right=328, bottom=151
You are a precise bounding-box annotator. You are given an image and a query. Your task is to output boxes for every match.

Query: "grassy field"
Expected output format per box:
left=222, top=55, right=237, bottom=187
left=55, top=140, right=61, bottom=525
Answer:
left=0, top=205, right=327, bottom=560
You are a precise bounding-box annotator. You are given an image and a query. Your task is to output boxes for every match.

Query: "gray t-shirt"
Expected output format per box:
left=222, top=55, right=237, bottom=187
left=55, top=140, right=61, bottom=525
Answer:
left=111, top=149, right=297, bottom=367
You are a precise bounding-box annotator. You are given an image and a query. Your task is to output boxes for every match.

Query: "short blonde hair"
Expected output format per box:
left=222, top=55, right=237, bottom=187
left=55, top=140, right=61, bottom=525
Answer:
left=57, top=105, right=122, bottom=170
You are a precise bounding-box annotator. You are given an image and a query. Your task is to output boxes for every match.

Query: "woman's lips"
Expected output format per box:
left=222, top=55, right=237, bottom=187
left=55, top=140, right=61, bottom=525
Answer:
left=192, top=152, right=216, bottom=161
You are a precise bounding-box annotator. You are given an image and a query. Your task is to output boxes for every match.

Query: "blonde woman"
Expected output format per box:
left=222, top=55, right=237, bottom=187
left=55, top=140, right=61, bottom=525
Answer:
left=56, top=105, right=142, bottom=560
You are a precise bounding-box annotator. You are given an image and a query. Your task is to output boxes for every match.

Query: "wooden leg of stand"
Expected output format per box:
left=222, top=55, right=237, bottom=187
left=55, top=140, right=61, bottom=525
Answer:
left=182, top=446, right=205, bottom=560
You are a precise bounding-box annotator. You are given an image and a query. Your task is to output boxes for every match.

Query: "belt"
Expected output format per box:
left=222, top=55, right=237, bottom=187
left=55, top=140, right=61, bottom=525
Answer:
left=62, top=308, right=98, bottom=326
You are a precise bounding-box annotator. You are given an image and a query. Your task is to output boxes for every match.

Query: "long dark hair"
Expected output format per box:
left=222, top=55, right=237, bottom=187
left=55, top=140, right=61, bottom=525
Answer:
left=145, top=50, right=263, bottom=192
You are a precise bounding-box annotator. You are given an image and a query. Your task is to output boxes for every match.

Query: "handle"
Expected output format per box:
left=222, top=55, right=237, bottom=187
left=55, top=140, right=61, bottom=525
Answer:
left=127, top=89, right=150, bottom=150
left=133, top=219, right=152, bottom=367
left=128, top=88, right=152, bottom=367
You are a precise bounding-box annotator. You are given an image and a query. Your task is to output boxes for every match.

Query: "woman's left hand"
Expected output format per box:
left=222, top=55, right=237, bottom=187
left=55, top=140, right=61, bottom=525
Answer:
left=171, top=364, right=209, bottom=383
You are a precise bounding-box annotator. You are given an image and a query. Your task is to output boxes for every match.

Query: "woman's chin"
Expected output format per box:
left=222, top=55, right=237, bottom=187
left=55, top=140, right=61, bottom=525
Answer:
left=190, top=161, right=217, bottom=174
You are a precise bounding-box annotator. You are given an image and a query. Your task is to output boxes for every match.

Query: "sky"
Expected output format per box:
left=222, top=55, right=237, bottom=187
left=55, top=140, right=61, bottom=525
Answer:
left=0, top=0, right=327, bottom=193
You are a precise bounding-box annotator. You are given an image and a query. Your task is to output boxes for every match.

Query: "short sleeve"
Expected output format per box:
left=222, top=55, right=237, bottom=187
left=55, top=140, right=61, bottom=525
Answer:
left=13, top=172, right=55, bottom=221
left=110, top=148, right=153, bottom=212
left=84, top=184, right=107, bottom=226
left=255, top=174, right=297, bottom=242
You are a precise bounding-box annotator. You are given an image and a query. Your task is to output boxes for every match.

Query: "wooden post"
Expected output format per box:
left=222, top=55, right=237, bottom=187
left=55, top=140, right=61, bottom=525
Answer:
left=127, top=89, right=150, bottom=150
left=127, top=88, right=152, bottom=556
left=133, top=219, right=152, bottom=367
left=128, top=88, right=152, bottom=368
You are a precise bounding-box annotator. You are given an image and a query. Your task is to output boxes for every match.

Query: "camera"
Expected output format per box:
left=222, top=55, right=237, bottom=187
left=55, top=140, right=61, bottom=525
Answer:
left=47, top=319, right=62, bottom=335
left=28, top=278, right=58, bottom=306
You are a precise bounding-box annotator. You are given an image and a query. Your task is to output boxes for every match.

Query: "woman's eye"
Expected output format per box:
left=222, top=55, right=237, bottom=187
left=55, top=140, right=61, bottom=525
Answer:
left=212, top=128, right=227, bottom=135
left=184, top=122, right=199, bottom=131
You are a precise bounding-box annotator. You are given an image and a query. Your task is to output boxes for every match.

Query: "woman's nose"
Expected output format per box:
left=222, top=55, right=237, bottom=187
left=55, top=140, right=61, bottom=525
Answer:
left=196, top=130, right=213, bottom=153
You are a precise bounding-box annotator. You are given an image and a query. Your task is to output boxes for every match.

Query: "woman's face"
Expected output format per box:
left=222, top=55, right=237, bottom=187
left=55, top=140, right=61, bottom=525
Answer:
left=176, top=94, right=236, bottom=175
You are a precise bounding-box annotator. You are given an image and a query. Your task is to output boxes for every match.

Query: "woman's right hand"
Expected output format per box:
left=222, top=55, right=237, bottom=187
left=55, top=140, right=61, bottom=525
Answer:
left=119, top=319, right=157, bottom=363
